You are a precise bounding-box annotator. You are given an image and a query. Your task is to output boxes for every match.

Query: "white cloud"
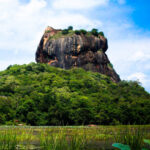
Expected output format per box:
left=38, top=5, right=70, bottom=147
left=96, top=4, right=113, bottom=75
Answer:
left=108, top=38, right=150, bottom=63
left=107, top=36, right=150, bottom=92
left=128, top=72, right=146, bottom=82
left=127, top=72, right=150, bottom=89
left=52, top=0, right=108, bottom=10
left=0, top=0, right=48, bottom=52
left=0, top=58, right=33, bottom=71
left=0, top=0, right=102, bottom=53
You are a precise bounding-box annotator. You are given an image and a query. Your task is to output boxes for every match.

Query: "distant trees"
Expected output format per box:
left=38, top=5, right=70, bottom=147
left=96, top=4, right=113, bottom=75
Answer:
left=99, top=31, right=104, bottom=37
left=80, top=29, right=87, bottom=35
left=91, top=28, right=98, bottom=36
left=68, top=26, right=73, bottom=30
left=62, top=29, right=69, bottom=35
left=61, top=26, right=105, bottom=37
left=74, top=29, right=87, bottom=35
left=75, top=30, right=81, bottom=35
left=62, top=26, right=73, bottom=35
left=0, top=63, right=150, bottom=125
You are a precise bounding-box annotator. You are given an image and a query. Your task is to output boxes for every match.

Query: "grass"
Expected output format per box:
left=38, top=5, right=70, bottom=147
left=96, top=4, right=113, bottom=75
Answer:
left=49, top=30, right=75, bottom=40
left=114, top=126, right=147, bottom=150
left=0, top=129, right=18, bottom=150
left=48, top=30, right=99, bottom=40
left=0, top=125, right=150, bottom=150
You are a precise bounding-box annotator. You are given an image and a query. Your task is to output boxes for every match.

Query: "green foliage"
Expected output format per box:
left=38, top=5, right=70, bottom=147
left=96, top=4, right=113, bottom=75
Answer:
left=0, top=130, right=18, bottom=150
left=75, top=30, right=81, bottom=35
left=99, top=31, right=104, bottom=37
left=112, top=143, right=131, bottom=150
left=0, top=63, right=150, bottom=125
left=113, top=139, right=150, bottom=150
left=91, top=28, right=98, bottom=36
left=144, top=139, right=150, bottom=145
left=108, top=63, right=113, bottom=69
left=62, top=29, right=69, bottom=35
left=68, top=26, right=73, bottom=30
left=80, top=29, right=87, bottom=35
left=113, top=126, right=147, bottom=150
left=45, top=30, right=51, bottom=33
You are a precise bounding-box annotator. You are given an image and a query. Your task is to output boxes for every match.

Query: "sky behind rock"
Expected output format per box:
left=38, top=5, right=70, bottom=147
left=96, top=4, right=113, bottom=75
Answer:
left=0, top=0, right=150, bottom=92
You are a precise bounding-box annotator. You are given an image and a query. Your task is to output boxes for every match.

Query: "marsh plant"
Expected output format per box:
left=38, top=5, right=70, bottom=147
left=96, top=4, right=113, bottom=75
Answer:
left=39, top=128, right=87, bottom=150
left=0, top=126, right=150, bottom=150
left=113, top=126, right=147, bottom=150
left=0, top=130, right=18, bottom=150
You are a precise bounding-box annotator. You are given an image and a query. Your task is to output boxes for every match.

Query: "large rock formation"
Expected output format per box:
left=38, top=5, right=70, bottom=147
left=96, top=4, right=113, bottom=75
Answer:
left=36, top=26, right=120, bottom=82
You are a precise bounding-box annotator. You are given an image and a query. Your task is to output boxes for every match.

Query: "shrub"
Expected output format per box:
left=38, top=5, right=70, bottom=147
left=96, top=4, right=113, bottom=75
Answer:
left=80, top=29, right=87, bottom=35
left=75, top=30, right=81, bottom=35
left=91, top=28, right=98, bottom=36
left=99, top=31, right=104, bottom=37
left=62, top=29, right=69, bottom=35
left=108, top=63, right=113, bottom=69
left=68, top=26, right=73, bottom=30
left=45, top=30, right=51, bottom=33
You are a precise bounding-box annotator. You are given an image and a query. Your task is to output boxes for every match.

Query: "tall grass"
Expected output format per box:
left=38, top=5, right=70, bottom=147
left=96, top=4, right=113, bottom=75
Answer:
left=114, top=126, right=146, bottom=150
left=39, top=128, right=87, bottom=150
left=0, top=129, right=18, bottom=150
left=0, top=125, right=150, bottom=150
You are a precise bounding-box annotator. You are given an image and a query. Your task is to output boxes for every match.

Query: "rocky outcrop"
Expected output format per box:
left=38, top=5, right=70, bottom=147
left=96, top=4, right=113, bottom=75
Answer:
left=36, top=26, right=120, bottom=82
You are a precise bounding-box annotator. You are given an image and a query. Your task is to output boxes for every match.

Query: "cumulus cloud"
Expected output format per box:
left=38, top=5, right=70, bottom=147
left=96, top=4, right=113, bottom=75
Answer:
left=108, top=38, right=150, bottom=91
left=52, top=0, right=109, bottom=10
left=108, top=38, right=150, bottom=63
left=0, top=0, right=102, bottom=53
left=127, top=72, right=150, bottom=89
left=0, top=0, right=48, bottom=52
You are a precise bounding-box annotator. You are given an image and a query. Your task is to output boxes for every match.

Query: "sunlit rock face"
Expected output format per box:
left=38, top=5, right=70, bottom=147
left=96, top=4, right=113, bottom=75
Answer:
left=36, top=26, right=120, bottom=83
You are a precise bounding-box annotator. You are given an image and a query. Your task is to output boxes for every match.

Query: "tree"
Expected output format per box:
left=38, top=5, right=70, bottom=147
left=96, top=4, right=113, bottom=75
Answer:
left=68, top=26, right=73, bottom=30
left=75, top=30, right=81, bottom=35
left=91, top=28, right=98, bottom=36
left=80, top=29, right=87, bottom=35
left=99, top=31, right=104, bottom=37
left=62, top=29, right=69, bottom=35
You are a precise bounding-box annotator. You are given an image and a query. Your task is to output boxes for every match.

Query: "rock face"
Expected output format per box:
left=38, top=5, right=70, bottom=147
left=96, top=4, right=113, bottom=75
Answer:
left=36, top=26, right=120, bottom=82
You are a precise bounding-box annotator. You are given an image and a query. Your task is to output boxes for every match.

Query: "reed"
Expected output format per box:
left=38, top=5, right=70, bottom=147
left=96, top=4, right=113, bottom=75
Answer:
left=113, top=126, right=146, bottom=150
left=0, top=129, right=18, bottom=150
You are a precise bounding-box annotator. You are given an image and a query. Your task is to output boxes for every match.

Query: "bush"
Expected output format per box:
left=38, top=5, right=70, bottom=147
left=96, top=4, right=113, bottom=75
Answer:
left=45, top=30, right=51, bottom=33
left=80, top=29, right=87, bottom=35
left=99, top=31, right=104, bottom=37
left=62, top=29, right=69, bottom=35
left=0, top=63, right=150, bottom=125
left=91, top=28, right=98, bottom=36
left=68, top=26, right=73, bottom=30
left=75, top=30, right=81, bottom=35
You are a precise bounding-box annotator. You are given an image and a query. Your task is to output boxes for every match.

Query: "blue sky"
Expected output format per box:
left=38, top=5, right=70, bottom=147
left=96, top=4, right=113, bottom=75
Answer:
left=0, top=0, right=150, bottom=92
left=126, top=0, right=150, bottom=30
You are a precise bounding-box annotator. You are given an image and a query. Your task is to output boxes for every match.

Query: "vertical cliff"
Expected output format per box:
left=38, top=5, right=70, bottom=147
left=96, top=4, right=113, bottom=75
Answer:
left=36, top=26, right=120, bottom=82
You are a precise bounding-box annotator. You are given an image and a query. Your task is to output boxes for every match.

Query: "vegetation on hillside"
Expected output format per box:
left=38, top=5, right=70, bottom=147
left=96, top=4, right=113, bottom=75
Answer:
left=49, top=26, right=105, bottom=40
left=0, top=63, right=150, bottom=125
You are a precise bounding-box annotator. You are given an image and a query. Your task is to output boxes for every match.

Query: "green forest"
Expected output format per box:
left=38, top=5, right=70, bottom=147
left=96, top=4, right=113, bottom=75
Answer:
left=0, top=63, right=150, bottom=126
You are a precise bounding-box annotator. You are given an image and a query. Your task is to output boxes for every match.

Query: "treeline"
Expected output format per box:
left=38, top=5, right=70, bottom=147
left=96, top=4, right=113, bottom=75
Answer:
left=62, top=26, right=104, bottom=37
left=0, top=63, right=150, bottom=125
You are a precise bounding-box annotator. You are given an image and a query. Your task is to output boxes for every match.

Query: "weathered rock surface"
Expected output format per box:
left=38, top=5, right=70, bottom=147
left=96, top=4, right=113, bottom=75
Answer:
left=36, top=26, right=120, bottom=82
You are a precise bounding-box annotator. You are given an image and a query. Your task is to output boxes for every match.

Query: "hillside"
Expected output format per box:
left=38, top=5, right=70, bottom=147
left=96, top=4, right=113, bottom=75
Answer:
left=0, top=63, right=150, bottom=125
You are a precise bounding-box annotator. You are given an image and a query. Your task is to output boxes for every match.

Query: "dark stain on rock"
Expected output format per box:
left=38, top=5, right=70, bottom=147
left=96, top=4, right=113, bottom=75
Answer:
left=36, top=27, right=120, bottom=83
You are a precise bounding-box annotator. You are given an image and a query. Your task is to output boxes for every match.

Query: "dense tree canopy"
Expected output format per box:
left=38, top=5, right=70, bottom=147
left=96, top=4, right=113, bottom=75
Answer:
left=0, top=63, right=150, bottom=125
